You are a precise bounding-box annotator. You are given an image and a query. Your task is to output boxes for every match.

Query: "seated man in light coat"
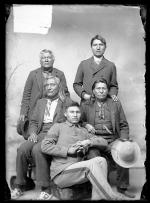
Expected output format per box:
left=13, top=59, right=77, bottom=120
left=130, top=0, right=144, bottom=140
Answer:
left=41, top=101, right=131, bottom=200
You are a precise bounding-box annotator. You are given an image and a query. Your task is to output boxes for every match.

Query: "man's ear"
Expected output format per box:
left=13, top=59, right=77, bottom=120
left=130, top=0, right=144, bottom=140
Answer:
left=92, top=89, right=95, bottom=96
left=64, top=112, right=67, bottom=117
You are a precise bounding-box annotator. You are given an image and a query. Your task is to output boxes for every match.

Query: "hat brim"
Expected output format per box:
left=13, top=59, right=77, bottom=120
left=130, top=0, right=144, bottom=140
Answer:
left=111, top=140, right=141, bottom=168
left=17, top=119, right=29, bottom=136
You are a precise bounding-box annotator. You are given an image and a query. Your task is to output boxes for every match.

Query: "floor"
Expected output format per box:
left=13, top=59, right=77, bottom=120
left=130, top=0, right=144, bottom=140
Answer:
left=6, top=140, right=146, bottom=200
left=12, top=167, right=146, bottom=200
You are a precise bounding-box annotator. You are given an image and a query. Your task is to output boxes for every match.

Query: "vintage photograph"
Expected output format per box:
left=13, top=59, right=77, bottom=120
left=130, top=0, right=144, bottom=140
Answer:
left=5, top=4, right=146, bottom=200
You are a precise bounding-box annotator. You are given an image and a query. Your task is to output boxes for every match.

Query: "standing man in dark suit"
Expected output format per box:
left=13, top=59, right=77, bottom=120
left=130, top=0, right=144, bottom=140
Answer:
left=18, top=49, right=70, bottom=139
left=80, top=78, right=135, bottom=198
left=73, top=34, right=118, bottom=103
left=11, top=76, right=68, bottom=200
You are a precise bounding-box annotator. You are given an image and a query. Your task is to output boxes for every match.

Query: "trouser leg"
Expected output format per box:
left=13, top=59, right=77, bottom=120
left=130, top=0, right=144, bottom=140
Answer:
left=100, top=143, right=129, bottom=189
left=116, top=166, right=129, bottom=189
left=54, top=157, right=126, bottom=200
left=15, top=141, right=35, bottom=185
left=32, top=142, right=51, bottom=188
left=86, top=147, right=101, bottom=159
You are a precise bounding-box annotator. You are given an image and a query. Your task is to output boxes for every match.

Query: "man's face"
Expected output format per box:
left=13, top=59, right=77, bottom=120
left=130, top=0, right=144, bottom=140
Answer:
left=45, top=78, right=59, bottom=98
left=91, top=39, right=106, bottom=58
left=64, top=106, right=81, bottom=124
left=93, top=82, right=108, bottom=101
left=40, top=52, right=54, bottom=69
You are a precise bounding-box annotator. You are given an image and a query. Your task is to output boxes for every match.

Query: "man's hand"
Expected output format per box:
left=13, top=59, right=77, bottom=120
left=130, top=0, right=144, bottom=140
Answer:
left=85, top=124, right=96, bottom=134
left=67, top=145, right=81, bottom=155
left=83, top=93, right=91, bottom=100
left=28, top=133, right=38, bottom=143
left=119, top=137, right=133, bottom=142
left=111, top=95, right=119, bottom=102
left=73, top=140, right=91, bottom=155
left=76, top=140, right=91, bottom=148
left=19, top=114, right=25, bottom=121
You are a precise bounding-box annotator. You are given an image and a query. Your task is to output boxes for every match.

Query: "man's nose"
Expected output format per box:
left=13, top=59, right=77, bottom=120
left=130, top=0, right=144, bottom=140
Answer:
left=99, top=89, right=103, bottom=93
left=47, top=85, right=52, bottom=89
left=73, top=112, right=78, bottom=116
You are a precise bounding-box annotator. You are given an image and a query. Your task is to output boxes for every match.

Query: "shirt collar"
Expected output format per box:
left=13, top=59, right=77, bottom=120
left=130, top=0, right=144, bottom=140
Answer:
left=96, top=98, right=108, bottom=106
left=42, top=66, right=53, bottom=73
left=47, top=98, right=59, bottom=103
left=65, top=120, right=81, bottom=128
left=93, top=56, right=103, bottom=63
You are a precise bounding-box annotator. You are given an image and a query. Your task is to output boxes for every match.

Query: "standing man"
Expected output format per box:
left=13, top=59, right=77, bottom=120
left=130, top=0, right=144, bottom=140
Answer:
left=80, top=78, right=135, bottom=198
left=41, top=102, right=131, bottom=200
left=18, top=49, right=70, bottom=139
left=73, top=34, right=118, bottom=103
left=11, top=76, right=68, bottom=200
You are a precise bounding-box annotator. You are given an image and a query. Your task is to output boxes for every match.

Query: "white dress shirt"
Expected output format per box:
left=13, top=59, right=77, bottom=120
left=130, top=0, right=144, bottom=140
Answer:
left=43, top=98, right=59, bottom=123
left=93, top=56, right=103, bottom=65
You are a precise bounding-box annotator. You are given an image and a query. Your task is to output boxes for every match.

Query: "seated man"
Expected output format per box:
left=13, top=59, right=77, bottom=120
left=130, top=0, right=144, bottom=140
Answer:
left=41, top=102, right=131, bottom=200
left=11, top=76, right=68, bottom=200
left=80, top=78, right=135, bottom=198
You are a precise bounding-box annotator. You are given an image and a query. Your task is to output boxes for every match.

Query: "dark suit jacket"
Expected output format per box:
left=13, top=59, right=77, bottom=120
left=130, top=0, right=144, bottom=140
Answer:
left=28, top=98, right=66, bottom=135
left=73, top=57, right=118, bottom=99
left=20, top=67, right=69, bottom=120
left=81, top=98, right=129, bottom=139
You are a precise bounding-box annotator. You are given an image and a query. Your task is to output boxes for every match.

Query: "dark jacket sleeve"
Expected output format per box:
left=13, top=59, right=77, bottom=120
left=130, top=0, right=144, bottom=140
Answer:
left=20, top=71, right=33, bottom=117
left=117, top=101, right=129, bottom=139
left=86, top=133, right=108, bottom=148
left=80, top=102, right=89, bottom=127
left=73, top=62, right=85, bottom=98
left=109, top=63, right=118, bottom=96
left=59, top=71, right=70, bottom=97
left=41, top=123, right=69, bottom=157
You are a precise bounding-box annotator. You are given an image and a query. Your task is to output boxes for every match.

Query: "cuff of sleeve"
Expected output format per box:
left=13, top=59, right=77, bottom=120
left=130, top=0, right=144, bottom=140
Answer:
left=81, top=91, right=86, bottom=99
left=60, top=146, right=70, bottom=157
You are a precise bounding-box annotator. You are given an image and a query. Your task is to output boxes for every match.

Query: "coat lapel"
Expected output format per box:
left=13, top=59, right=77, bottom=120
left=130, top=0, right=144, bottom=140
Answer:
left=38, top=98, right=47, bottom=132
left=107, top=99, right=116, bottom=134
left=35, top=68, right=43, bottom=93
left=88, top=102, right=96, bottom=126
left=53, top=99, right=63, bottom=122
left=90, top=57, right=106, bottom=75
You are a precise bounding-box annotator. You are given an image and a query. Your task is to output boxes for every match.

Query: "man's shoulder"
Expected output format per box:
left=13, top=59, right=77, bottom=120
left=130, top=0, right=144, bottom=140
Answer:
left=80, top=57, right=93, bottom=64
left=82, top=100, right=92, bottom=106
left=53, top=67, right=64, bottom=75
left=29, top=67, right=41, bottom=75
left=103, top=57, right=115, bottom=66
left=107, top=97, right=122, bottom=108
left=36, top=98, right=47, bottom=105
left=53, top=121, right=66, bottom=128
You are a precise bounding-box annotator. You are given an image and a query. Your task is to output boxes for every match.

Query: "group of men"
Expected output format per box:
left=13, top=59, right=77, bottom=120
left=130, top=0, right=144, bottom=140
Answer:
left=11, top=34, right=135, bottom=200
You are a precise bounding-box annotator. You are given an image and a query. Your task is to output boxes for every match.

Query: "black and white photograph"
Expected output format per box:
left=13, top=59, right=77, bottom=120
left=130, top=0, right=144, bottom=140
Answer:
left=5, top=4, right=147, bottom=200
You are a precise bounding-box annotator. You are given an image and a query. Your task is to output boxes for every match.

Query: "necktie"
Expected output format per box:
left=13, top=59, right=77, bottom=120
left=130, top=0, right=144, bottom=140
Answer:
left=45, top=100, right=51, bottom=117
left=97, top=102, right=105, bottom=119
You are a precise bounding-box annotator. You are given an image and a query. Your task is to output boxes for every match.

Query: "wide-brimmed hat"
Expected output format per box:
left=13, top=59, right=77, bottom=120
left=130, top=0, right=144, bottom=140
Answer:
left=17, top=118, right=29, bottom=140
left=111, top=139, right=141, bottom=168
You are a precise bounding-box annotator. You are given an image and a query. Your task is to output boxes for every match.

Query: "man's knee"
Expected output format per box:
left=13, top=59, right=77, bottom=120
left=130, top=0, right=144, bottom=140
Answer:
left=91, top=156, right=107, bottom=165
left=32, top=143, right=42, bottom=156
left=17, top=141, right=32, bottom=155
left=86, top=148, right=101, bottom=159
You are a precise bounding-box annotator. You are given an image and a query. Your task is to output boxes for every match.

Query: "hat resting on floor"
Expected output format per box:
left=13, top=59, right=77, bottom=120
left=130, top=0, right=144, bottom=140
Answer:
left=111, top=139, right=141, bottom=168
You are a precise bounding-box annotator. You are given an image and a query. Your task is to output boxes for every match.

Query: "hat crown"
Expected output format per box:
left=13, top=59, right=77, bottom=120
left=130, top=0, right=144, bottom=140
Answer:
left=111, top=139, right=141, bottom=168
left=119, top=143, right=135, bottom=162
